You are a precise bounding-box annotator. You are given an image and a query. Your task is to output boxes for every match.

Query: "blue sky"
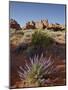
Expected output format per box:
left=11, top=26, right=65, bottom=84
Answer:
left=9, top=1, right=66, bottom=27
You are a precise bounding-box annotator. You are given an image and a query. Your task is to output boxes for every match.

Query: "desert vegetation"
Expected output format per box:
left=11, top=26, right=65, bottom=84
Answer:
left=31, top=30, right=54, bottom=48
left=10, top=19, right=66, bottom=89
left=17, top=54, right=56, bottom=88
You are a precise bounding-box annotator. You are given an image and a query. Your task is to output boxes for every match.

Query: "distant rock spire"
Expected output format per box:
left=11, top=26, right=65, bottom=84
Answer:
left=10, top=19, right=21, bottom=30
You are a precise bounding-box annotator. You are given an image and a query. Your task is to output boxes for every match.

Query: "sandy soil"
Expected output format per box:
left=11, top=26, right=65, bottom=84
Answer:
left=10, top=43, right=66, bottom=88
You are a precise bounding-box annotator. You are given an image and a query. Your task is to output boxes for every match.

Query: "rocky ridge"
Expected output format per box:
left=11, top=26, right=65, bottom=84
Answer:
left=10, top=19, right=65, bottom=31
left=22, top=19, right=65, bottom=31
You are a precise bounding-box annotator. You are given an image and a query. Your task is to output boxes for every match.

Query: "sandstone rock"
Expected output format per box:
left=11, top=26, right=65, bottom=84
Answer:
left=35, top=21, right=43, bottom=29
left=25, top=21, right=35, bottom=29
left=47, top=23, right=55, bottom=30
left=24, top=19, right=49, bottom=30
left=60, top=24, right=65, bottom=30
left=22, top=19, right=65, bottom=30
left=10, top=19, right=21, bottom=30
left=48, top=23, right=65, bottom=31
left=41, top=19, right=49, bottom=29
left=54, top=23, right=62, bottom=31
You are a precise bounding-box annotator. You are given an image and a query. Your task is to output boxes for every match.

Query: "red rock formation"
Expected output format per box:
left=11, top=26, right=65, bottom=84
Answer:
left=41, top=19, right=49, bottom=29
left=22, top=19, right=65, bottom=31
left=25, top=21, right=35, bottom=29
left=10, top=19, right=21, bottom=30
left=23, top=19, right=49, bottom=30
left=35, top=21, right=43, bottom=29
left=47, top=23, right=55, bottom=30
left=47, top=23, right=65, bottom=31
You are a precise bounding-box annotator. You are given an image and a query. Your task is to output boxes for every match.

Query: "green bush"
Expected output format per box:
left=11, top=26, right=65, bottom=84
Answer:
left=32, top=30, right=54, bottom=48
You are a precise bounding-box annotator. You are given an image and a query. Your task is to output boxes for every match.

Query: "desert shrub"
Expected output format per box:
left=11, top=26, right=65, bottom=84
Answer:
left=16, top=31, right=24, bottom=35
left=18, top=54, right=56, bottom=87
left=26, top=46, right=44, bottom=58
left=31, top=30, right=54, bottom=48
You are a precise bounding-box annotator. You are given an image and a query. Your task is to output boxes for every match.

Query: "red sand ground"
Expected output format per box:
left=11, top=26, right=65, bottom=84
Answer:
left=10, top=43, right=66, bottom=88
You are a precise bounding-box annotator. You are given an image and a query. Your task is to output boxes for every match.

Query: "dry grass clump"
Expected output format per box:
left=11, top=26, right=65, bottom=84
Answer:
left=43, top=29, right=65, bottom=44
left=32, top=30, right=54, bottom=48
